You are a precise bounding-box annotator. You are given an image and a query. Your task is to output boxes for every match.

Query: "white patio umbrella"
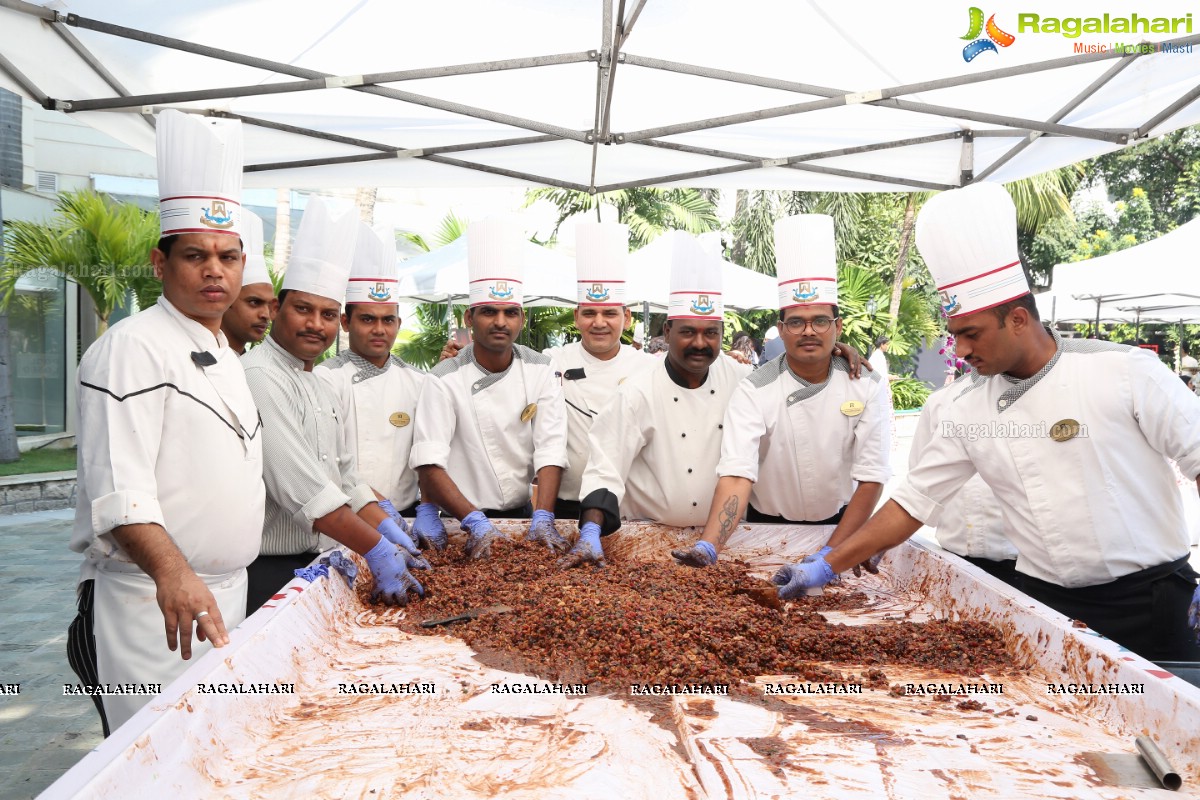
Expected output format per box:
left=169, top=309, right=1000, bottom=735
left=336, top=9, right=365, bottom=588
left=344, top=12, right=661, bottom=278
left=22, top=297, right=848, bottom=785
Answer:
left=395, top=237, right=576, bottom=308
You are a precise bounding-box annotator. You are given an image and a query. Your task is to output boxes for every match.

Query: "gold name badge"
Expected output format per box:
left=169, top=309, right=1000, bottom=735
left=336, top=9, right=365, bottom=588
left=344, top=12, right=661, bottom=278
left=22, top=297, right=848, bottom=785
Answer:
left=389, top=412, right=411, bottom=428
left=840, top=400, right=864, bottom=417
left=520, top=403, right=538, bottom=423
left=1049, top=418, right=1080, bottom=442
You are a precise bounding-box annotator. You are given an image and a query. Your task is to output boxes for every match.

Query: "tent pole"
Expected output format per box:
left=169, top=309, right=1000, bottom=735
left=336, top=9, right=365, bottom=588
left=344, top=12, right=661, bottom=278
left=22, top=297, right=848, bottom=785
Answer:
left=0, top=50, right=46, bottom=105
left=1095, top=299, right=1101, bottom=339
left=1135, top=82, right=1200, bottom=139
left=643, top=132, right=962, bottom=165
left=589, top=0, right=614, bottom=187
left=1134, top=309, right=1141, bottom=342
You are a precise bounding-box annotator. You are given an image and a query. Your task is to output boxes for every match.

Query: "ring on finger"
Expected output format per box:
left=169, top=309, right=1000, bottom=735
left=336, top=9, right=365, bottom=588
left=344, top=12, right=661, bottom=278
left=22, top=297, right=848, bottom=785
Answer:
left=194, top=610, right=210, bottom=620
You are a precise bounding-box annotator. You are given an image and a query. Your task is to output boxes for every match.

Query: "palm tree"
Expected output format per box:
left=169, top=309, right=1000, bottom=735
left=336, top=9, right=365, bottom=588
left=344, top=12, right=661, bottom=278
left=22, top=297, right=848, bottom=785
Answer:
left=1, top=189, right=161, bottom=334
left=526, top=187, right=719, bottom=248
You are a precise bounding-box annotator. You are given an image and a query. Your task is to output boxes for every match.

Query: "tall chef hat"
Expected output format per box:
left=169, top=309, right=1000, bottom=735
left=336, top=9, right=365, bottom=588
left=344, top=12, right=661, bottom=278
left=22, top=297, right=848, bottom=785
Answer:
left=667, top=232, right=723, bottom=321
left=468, top=216, right=524, bottom=307
left=241, top=210, right=272, bottom=287
left=156, top=109, right=244, bottom=239
left=915, top=183, right=1029, bottom=318
left=281, top=197, right=358, bottom=303
left=345, top=223, right=398, bottom=305
left=575, top=221, right=628, bottom=307
left=775, top=214, right=838, bottom=309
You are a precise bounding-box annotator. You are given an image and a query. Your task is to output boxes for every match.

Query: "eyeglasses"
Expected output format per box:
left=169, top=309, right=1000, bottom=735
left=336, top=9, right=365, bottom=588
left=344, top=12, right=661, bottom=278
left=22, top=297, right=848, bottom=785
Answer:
left=782, top=316, right=835, bottom=334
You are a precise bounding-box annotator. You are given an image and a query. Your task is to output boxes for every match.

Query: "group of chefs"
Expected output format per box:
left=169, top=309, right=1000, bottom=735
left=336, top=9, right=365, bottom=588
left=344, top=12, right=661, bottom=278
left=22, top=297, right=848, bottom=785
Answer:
left=64, top=110, right=1200, bottom=736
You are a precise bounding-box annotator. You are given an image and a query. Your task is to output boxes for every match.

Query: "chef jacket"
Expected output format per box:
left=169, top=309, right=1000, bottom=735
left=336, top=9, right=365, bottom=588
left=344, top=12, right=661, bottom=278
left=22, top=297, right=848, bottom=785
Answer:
left=409, top=344, right=567, bottom=511
left=718, top=355, right=891, bottom=521
left=581, top=355, right=752, bottom=527
left=892, top=333, right=1200, bottom=587
left=316, top=351, right=424, bottom=510
left=71, top=295, right=264, bottom=579
left=542, top=342, right=654, bottom=502
left=911, top=375, right=1017, bottom=561
left=242, top=337, right=376, bottom=556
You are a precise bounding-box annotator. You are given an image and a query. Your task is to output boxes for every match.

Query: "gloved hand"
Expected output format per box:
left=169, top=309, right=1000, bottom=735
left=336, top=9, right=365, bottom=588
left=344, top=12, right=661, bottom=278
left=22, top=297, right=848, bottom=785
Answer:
left=378, top=498, right=404, bottom=526
left=526, top=509, right=569, bottom=553
left=852, top=552, right=885, bottom=577
left=461, top=510, right=506, bottom=560
left=412, top=502, right=448, bottom=552
left=772, top=556, right=836, bottom=600
left=1188, top=583, right=1199, bottom=644
left=377, top=515, right=421, bottom=557
left=671, top=540, right=718, bottom=568
left=558, top=521, right=606, bottom=569
left=802, top=545, right=833, bottom=563
left=363, top=537, right=425, bottom=606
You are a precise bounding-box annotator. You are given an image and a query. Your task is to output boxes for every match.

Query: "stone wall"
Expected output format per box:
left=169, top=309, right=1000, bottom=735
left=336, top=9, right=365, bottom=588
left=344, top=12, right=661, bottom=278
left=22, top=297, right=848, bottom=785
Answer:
left=0, top=472, right=76, bottom=515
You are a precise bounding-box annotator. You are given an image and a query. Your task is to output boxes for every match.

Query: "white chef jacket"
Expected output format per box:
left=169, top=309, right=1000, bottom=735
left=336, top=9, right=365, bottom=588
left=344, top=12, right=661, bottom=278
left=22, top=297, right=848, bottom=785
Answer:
left=892, top=333, right=1200, bottom=587
left=242, top=336, right=377, bottom=556
left=71, top=295, right=265, bottom=578
left=718, top=355, right=891, bottom=522
left=316, top=351, right=425, bottom=510
left=911, top=375, right=1017, bottom=561
left=542, top=342, right=654, bottom=502
left=409, top=344, right=568, bottom=511
left=581, top=355, right=752, bottom=527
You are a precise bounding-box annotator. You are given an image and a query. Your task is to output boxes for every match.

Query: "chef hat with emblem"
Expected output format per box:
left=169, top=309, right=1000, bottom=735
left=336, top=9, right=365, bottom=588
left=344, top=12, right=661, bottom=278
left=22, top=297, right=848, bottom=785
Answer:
left=345, top=222, right=398, bottom=305
left=156, top=109, right=244, bottom=239
left=916, top=183, right=1029, bottom=319
left=775, top=214, right=838, bottom=310
left=574, top=221, right=628, bottom=307
left=667, top=232, right=723, bottom=321
left=468, top=216, right=524, bottom=307
left=281, top=197, right=358, bottom=303
left=240, top=210, right=271, bottom=287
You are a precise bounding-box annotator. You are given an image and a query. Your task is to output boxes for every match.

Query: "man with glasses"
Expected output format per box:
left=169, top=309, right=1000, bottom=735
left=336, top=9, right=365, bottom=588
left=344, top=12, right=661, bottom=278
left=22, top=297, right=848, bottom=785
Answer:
left=673, top=215, right=891, bottom=569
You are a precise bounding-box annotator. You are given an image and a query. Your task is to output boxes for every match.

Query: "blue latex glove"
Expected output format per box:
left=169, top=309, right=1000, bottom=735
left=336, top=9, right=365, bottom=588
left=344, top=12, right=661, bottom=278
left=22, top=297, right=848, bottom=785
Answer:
left=378, top=498, right=403, bottom=526
left=1188, top=583, right=1199, bottom=644
left=802, top=546, right=833, bottom=563
left=377, top=515, right=421, bottom=557
left=363, top=537, right=425, bottom=606
left=559, top=521, right=605, bottom=569
left=412, top=502, right=448, bottom=552
left=461, top=510, right=506, bottom=560
left=772, top=557, right=836, bottom=600
left=670, top=540, right=718, bottom=568
left=526, top=509, right=569, bottom=553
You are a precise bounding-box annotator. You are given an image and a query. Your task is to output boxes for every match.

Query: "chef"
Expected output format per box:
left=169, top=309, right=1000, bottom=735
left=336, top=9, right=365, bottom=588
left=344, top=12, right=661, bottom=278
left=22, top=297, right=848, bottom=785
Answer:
left=410, top=217, right=569, bottom=560
left=575, top=237, right=753, bottom=560
left=777, top=183, right=1200, bottom=661
left=221, top=210, right=276, bottom=355
left=316, top=223, right=439, bottom=547
left=542, top=222, right=653, bottom=565
left=66, top=109, right=264, bottom=734
left=914, top=372, right=1019, bottom=584
left=672, top=215, right=891, bottom=567
left=242, top=198, right=425, bottom=613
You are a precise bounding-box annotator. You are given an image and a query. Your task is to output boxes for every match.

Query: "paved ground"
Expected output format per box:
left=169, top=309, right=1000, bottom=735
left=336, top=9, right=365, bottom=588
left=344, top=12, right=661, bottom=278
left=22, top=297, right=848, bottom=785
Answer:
left=0, top=509, right=102, bottom=800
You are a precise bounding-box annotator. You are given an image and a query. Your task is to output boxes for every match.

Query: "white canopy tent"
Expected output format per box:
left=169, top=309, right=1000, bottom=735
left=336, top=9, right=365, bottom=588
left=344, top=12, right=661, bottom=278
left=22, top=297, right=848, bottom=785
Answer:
left=626, top=230, right=779, bottom=312
left=1, top=0, right=1199, bottom=194
left=395, top=237, right=577, bottom=307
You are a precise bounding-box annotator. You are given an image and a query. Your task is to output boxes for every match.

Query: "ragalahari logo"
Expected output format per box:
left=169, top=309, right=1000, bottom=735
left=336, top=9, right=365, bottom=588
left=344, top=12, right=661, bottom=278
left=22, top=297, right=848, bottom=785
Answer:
left=961, top=7, right=1016, bottom=61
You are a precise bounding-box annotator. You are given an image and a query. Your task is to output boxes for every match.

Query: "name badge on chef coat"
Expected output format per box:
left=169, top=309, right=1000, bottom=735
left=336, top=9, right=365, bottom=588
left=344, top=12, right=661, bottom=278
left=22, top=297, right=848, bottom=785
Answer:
left=1049, top=418, right=1081, bottom=442
left=840, top=400, right=864, bottom=417
left=521, top=403, right=538, bottom=423
left=389, top=412, right=411, bottom=428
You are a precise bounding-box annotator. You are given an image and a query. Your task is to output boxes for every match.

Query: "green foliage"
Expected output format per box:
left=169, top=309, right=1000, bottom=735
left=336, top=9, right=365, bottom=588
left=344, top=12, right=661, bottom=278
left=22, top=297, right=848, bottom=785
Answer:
left=835, top=265, right=940, bottom=365
left=1087, top=125, right=1200, bottom=229
left=395, top=302, right=465, bottom=369
left=526, top=187, right=719, bottom=249
left=890, top=377, right=931, bottom=411
left=1, top=190, right=161, bottom=331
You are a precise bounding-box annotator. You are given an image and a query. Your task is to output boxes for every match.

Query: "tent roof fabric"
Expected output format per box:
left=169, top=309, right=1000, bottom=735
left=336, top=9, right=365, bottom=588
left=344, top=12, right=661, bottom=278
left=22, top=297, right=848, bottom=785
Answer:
left=2, top=0, right=1199, bottom=192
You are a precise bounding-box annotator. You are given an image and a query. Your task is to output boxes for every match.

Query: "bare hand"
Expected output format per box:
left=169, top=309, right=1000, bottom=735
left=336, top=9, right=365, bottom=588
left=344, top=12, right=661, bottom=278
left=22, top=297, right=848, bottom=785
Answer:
left=834, top=342, right=870, bottom=379
left=156, top=568, right=228, bottom=660
left=439, top=340, right=462, bottom=362
left=851, top=552, right=885, bottom=577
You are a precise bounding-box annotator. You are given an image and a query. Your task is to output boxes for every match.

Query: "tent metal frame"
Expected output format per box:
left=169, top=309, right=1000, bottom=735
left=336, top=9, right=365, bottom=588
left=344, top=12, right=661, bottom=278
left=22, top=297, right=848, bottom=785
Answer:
left=3, top=0, right=1200, bottom=192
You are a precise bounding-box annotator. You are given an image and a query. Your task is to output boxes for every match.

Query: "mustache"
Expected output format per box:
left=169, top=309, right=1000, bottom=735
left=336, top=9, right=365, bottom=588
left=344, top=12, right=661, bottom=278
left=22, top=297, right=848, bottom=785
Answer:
left=300, top=330, right=327, bottom=342
left=684, top=347, right=715, bottom=358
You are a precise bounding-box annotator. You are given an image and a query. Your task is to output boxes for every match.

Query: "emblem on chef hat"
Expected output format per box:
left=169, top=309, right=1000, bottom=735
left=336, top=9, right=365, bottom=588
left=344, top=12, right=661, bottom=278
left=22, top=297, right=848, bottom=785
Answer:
left=775, top=214, right=838, bottom=310
left=667, top=232, right=724, bottom=320
left=915, top=183, right=1030, bottom=319
left=575, top=221, right=628, bottom=307
left=281, top=197, right=359, bottom=304
left=156, top=109, right=244, bottom=239
left=241, top=210, right=272, bottom=287
left=345, top=222, right=399, bottom=304
left=468, top=216, right=525, bottom=307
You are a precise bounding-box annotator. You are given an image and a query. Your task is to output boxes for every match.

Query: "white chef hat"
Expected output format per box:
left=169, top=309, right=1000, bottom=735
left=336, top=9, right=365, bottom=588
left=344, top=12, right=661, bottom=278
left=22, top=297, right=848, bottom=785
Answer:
left=345, top=223, right=399, bottom=305
left=468, top=216, right=524, bottom=307
left=241, top=210, right=271, bottom=287
left=281, top=197, right=358, bottom=303
left=667, top=232, right=723, bottom=321
left=775, top=214, right=838, bottom=309
left=916, top=183, right=1029, bottom=318
left=156, top=109, right=244, bottom=239
left=575, top=221, right=628, bottom=307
